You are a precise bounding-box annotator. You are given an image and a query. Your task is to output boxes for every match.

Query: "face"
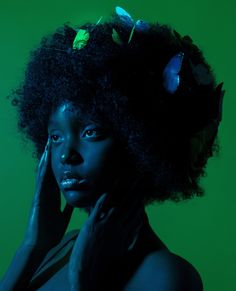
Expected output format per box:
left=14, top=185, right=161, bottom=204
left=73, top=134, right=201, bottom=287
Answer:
left=48, top=101, right=128, bottom=209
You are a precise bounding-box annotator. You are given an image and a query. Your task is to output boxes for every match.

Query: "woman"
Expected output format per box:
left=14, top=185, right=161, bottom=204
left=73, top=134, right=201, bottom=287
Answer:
left=0, top=6, right=224, bottom=290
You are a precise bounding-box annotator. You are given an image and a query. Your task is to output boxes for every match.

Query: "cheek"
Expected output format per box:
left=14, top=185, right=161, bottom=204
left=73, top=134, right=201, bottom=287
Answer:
left=85, top=142, right=123, bottom=185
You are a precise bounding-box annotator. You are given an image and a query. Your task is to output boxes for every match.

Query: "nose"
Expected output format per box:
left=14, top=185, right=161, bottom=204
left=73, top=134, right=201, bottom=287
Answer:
left=60, top=144, right=83, bottom=165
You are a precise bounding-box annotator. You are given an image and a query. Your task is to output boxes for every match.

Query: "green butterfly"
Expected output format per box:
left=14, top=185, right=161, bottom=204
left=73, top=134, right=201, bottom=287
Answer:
left=72, top=16, right=102, bottom=50
left=72, top=29, right=90, bottom=50
left=112, top=28, right=123, bottom=46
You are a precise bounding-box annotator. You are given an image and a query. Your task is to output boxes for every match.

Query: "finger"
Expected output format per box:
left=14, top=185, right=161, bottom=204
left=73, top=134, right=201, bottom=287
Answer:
left=100, top=176, right=140, bottom=214
left=89, top=193, right=108, bottom=222
left=105, top=201, right=145, bottom=238
left=99, top=176, right=123, bottom=210
left=127, top=222, right=143, bottom=251
left=97, top=206, right=116, bottom=222
left=124, top=207, right=145, bottom=233
left=34, top=137, right=61, bottom=208
left=118, top=178, right=143, bottom=213
left=43, top=137, right=53, bottom=181
left=37, top=137, right=50, bottom=173
left=62, top=203, right=74, bottom=226
left=127, top=217, right=144, bottom=238
left=38, top=137, right=52, bottom=191
left=42, top=137, right=62, bottom=207
left=119, top=206, right=143, bottom=235
left=122, top=197, right=145, bottom=225
left=33, top=137, right=51, bottom=205
left=110, top=191, right=144, bottom=224
left=126, top=185, right=143, bottom=206
left=37, top=151, right=45, bottom=176
left=36, top=137, right=51, bottom=184
left=95, top=176, right=143, bottom=223
left=123, top=210, right=145, bottom=246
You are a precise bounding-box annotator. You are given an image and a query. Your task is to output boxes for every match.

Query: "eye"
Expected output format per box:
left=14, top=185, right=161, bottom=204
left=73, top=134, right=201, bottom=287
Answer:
left=50, top=134, right=63, bottom=143
left=83, top=129, right=100, bottom=139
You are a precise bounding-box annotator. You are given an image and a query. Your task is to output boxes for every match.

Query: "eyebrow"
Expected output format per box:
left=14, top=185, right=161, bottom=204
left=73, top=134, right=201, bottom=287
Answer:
left=47, top=118, right=107, bottom=129
left=48, top=119, right=57, bottom=125
left=47, top=120, right=59, bottom=129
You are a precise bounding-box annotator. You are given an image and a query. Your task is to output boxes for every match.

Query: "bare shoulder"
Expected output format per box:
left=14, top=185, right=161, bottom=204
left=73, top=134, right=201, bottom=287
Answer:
left=124, top=249, right=203, bottom=291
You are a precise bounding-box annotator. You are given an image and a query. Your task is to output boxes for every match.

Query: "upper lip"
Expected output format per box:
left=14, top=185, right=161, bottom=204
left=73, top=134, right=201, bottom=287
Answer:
left=60, top=171, right=85, bottom=183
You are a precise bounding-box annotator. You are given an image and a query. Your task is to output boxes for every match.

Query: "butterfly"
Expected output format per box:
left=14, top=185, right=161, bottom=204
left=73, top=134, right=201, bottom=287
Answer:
left=163, top=52, right=184, bottom=94
left=190, top=119, right=218, bottom=171
left=72, top=29, right=90, bottom=50
left=114, top=6, right=150, bottom=44
left=189, top=60, right=214, bottom=86
left=73, top=16, right=103, bottom=50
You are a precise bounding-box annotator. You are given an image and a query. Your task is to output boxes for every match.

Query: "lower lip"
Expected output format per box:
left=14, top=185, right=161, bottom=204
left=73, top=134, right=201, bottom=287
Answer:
left=60, top=179, right=88, bottom=190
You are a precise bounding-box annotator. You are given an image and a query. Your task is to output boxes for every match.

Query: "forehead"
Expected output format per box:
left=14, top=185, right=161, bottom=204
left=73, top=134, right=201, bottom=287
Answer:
left=48, top=101, right=103, bottom=127
left=53, top=102, right=81, bottom=115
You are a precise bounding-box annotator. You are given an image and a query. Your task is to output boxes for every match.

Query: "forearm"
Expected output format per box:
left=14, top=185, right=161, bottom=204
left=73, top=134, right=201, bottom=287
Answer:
left=0, top=243, right=49, bottom=291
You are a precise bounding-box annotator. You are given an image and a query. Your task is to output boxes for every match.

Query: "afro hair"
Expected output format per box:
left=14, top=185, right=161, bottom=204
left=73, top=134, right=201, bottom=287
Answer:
left=7, top=11, right=225, bottom=206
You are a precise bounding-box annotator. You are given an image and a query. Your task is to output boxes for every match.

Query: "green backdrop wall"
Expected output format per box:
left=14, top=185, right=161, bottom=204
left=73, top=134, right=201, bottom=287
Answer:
left=0, top=0, right=235, bottom=290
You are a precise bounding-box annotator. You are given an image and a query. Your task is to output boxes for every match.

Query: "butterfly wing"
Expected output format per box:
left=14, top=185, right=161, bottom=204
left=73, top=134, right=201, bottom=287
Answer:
left=189, top=61, right=214, bottom=85
left=115, top=6, right=134, bottom=28
left=72, top=29, right=90, bottom=50
left=112, top=28, right=124, bottom=46
left=135, top=19, right=150, bottom=32
left=163, top=52, right=184, bottom=94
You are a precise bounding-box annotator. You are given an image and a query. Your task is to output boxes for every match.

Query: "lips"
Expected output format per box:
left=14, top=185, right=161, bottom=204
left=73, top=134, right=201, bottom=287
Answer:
left=60, top=171, right=83, bottom=182
left=60, top=171, right=88, bottom=190
left=60, top=179, right=88, bottom=189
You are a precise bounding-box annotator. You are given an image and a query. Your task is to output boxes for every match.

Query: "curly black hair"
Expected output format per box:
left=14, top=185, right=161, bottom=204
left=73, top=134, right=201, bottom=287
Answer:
left=7, top=12, right=225, bottom=206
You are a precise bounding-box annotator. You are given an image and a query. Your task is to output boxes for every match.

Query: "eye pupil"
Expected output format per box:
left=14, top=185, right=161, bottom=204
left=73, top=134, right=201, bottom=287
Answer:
left=52, top=135, right=59, bottom=141
left=86, top=130, right=93, bottom=136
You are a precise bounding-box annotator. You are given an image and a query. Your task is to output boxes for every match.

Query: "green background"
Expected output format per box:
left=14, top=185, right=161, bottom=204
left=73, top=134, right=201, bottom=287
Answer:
left=0, top=0, right=235, bottom=290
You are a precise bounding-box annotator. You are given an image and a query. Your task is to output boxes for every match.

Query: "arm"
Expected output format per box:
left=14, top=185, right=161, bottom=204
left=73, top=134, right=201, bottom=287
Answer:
left=0, top=244, right=48, bottom=291
left=1, top=138, right=73, bottom=290
left=68, top=192, right=145, bottom=291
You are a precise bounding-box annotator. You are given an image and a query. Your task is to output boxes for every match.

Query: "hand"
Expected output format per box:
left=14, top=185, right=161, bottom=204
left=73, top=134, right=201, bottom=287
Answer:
left=22, top=137, right=74, bottom=252
left=68, top=184, right=146, bottom=290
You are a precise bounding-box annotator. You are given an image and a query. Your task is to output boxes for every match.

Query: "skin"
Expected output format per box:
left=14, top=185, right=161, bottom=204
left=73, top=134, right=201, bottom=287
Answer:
left=48, top=101, right=131, bottom=213
left=44, top=100, right=149, bottom=289
left=0, top=100, right=203, bottom=291
left=45, top=101, right=203, bottom=290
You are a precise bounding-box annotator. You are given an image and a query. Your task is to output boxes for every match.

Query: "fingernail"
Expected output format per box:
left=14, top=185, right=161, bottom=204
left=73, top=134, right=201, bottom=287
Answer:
left=99, top=193, right=108, bottom=204
left=99, top=211, right=107, bottom=220
left=101, top=193, right=111, bottom=209
left=102, top=193, right=108, bottom=199
left=45, top=137, right=51, bottom=151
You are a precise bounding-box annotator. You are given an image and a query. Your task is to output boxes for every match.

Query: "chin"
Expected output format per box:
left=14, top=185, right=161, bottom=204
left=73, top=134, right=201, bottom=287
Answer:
left=62, top=189, right=97, bottom=208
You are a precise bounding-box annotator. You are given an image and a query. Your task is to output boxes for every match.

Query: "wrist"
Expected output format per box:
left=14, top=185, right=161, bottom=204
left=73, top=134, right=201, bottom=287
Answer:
left=19, top=242, right=50, bottom=261
left=0, top=243, right=50, bottom=291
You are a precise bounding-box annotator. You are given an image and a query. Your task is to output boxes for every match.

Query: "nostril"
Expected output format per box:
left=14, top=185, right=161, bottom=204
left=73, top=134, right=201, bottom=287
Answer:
left=60, top=150, right=83, bottom=165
